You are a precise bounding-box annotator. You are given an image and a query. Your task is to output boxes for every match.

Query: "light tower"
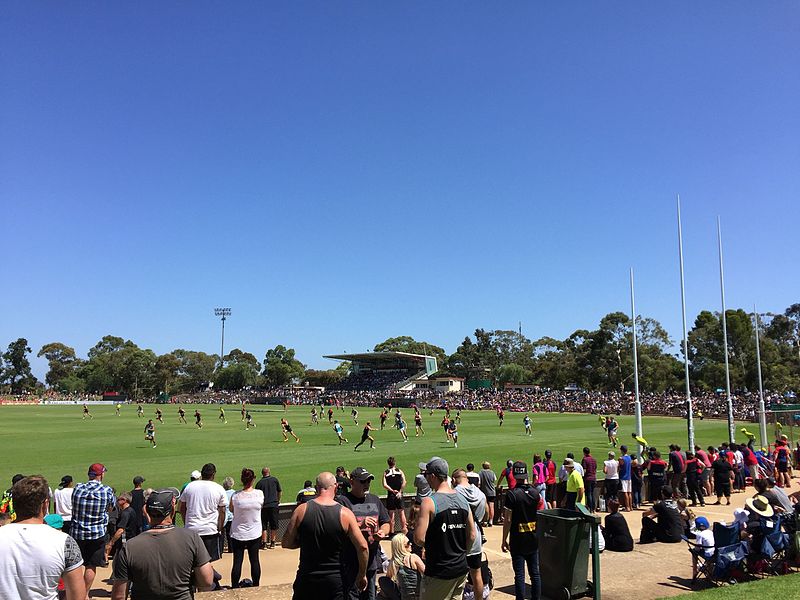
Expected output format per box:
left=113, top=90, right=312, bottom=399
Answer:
left=214, top=308, right=231, bottom=368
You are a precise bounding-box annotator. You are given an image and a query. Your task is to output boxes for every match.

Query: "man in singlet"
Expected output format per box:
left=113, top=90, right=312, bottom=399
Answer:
left=379, top=409, right=388, bottom=430
left=218, top=406, right=227, bottom=423
left=194, top=410, right=202, bottom=429
left=137, top=404, right=144, bottom=417
left=311, top=408, right=319, bottom=425
left=523, top=414, right=532, bottom=436
left=281, top=418, right=300, bottom=443
left=82, top=404, right=93, bottom=420
left=382, top=457, right=407, bottom=534
left=351, top=408, right=359, bottom=425
left=414, top=412, right=424, bottom=437
left=282, top=472, right=368, bottom=600
left=144, top=420, right=156, bottom=448
left=245, top=411, right=256, bottom=429
left=155, top=408, right=164, bottom=424
left=414, top=457, right=475, bottom=600
left=497, top=408, right=505, bottom=426
left=328, top=407, right=335, bottom=424
left=178, top=406, right=187, bottom=423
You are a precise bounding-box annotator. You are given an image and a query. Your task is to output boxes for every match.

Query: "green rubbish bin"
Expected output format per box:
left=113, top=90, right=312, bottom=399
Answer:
left=537, top=508, right=591, bottom=600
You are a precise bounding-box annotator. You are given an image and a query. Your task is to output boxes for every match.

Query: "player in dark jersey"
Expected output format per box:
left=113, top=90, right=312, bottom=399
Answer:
left=82, top=404, right=93, bottom=420
left=327, top=407, right=334, bottom=424
left=497, top=408, right=505, bottom=426
left=144, top=419, right=157, bottom=448
left=281, top=417, right=300, bottom=442
left=394, top=409, right=402, bottom=429
left=414, top=412, right=425, bottom=437
left=155, top=408, right=164, bottom=424
left=137, top=403, right=144, bottom=417
left=310, top=408, right=319, bottom=425
left=455, top=409, right=462, bottom=424
left=354, top=422, right=377, bottom=451
left=178, top=406, right=187, bottom=424
left=379, top=409, right=388, bottom=430
left=194, top=409, right=203, bottom=429
left=351, top=408, right=359, bottom=425
left=441, top=416, right=451, bottom=441
left=245, top=411, right=256, bottom=430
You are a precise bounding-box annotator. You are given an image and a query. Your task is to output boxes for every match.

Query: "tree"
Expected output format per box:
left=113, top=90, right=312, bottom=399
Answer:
left=373, top=336, right=447, bottom=366
left=496, top=363, right=534, bottom=386
left=1, top=338, right=36, bottom=393
left=215, top=348, right=261, bottom=390
left=263, top=345, right=305, bottom=387
left=37, top=342, right=80, bottom=388
left=171, top=350, right=217, bottom=393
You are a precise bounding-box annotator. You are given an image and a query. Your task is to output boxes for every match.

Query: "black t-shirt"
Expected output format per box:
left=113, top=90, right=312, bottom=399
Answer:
left=653, top=500, right=683, bottom=542
left=130, top=489, right=145, bottom=530
left=712, top=459, right=732, bottom=483
left=335, top=476, right=351, bottom=497
left=116, top=506, right=140, bottom=540
left=335, top=492, right=390, bottom=574
left=255, top=476, right=282, bottom=508
left=504, top=483, right=542, bottom=554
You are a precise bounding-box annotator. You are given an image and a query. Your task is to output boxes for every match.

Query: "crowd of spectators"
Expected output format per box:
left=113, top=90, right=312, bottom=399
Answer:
left=1, top=426, right=798, bottom=600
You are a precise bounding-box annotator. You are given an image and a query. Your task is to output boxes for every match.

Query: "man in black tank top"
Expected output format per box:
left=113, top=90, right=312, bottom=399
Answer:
left=414, top=457, right=475, bottom=600
left=283, top=472, right=368, bottom=600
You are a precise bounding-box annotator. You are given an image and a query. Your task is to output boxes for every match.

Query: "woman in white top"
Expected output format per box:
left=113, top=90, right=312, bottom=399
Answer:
left=53, top=475, right=74, bottom=535
left=603, top=451, right=620, bottom=509
left=229, top=468, right=264, bottom=587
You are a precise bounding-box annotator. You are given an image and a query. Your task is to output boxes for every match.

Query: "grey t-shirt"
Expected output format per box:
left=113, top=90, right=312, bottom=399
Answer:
left=112, top=527, right=210, bottom=600
left=479, top=469, right=497, bottom=498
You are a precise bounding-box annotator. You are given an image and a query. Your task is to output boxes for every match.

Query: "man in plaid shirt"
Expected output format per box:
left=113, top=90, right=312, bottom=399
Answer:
left=72, top=463, right=116, bottom=598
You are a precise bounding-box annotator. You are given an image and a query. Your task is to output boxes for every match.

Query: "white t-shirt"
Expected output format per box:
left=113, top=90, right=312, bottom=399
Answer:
left=604, top=460, right=619, bottom=480
left=53, top=487, right=74, bottom=522
left=230, top=489, right=264, bottom=541
left=0, top=522, right=83, bottom=600
left=181, top=480, right=228, bottom=535
left=695, top=529, right=715, bottom=557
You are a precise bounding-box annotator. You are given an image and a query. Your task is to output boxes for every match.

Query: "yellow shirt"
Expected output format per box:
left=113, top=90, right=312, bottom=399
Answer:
left=566, top=470, right=584, bottom=504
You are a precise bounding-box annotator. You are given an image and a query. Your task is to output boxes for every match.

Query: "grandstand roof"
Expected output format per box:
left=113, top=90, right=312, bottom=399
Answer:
left=324, top=351, right=431, bottom=364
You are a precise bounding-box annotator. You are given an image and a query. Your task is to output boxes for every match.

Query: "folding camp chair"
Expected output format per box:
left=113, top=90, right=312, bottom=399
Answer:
left=757, top=515, right=792, bottom=575
left=684, top=521, right=747, bottom=586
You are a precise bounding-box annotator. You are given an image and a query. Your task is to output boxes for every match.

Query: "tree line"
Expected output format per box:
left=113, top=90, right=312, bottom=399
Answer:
left=1, top=303, right=798, bottom=397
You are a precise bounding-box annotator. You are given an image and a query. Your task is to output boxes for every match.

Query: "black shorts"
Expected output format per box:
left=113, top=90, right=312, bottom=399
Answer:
left=77, top=536, right=107, bottom=568
left=200, top=533, right=222, bottom=561
left=262, top=506, right=279, bottom=530
left=545, top=483, right=556, bottom=502
left=293, top=573, right=343, bottom=600
left=386, top=493, right=403, bottom=510
left=467, top=553, right=482, bottom=570
left=715, top=480, right=731, bottom=497
left=285, top=426, right=293, bottom=433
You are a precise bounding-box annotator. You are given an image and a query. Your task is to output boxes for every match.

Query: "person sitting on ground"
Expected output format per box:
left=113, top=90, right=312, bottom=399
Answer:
left=378, top=533, right=425, bottom=600
left=640, top=485, right=683, bottom=544
left=676, top=498, right=696, bottom=538
left=603, top=500, right=633, bottom=552
left=690, top=516, right=714, bottom=579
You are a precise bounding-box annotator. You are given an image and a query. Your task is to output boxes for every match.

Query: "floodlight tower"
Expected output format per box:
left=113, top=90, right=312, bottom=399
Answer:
left=214, top=308, right=231, bottom=368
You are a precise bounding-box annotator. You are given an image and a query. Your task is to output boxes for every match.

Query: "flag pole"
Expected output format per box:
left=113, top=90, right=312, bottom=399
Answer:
left=718, top=217, right=735, bottom=444
left=677, top=196, right=695, bottom=451
left=754, top=306, right=768, bottom=449
left=630, top=268, right=643, bottom=458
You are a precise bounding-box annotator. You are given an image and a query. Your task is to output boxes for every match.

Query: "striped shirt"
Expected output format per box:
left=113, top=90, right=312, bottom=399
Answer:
left=71, top=480, right=116, bottom=541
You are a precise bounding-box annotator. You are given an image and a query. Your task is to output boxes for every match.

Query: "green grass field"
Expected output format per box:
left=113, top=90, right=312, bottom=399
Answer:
left=1, top=405, right=739, bottom=498
left=657, top=572, right=800, bottom=599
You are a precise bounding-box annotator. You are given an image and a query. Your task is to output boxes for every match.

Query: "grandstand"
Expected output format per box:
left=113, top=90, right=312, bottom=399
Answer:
left=324, top=351, right=438, bottom=391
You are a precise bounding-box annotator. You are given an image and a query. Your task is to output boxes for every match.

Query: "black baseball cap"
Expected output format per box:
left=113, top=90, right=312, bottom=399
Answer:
left=350, top=467, right=374, bottom=482
left=512, top=461, right=528, bottom=478
left=146, top=488, right=180, bottom=517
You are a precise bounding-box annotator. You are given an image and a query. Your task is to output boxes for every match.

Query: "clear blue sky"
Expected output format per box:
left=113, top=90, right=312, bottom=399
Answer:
left=2, top=3, right=798, bottom=378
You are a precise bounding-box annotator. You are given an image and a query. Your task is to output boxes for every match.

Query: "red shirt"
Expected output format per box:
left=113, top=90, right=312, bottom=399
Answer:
left=544, top=460, right=557, bottom=485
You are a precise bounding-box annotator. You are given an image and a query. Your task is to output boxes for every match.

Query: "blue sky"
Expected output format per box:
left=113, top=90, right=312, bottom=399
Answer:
left=2, top=3, right=798, bottom=378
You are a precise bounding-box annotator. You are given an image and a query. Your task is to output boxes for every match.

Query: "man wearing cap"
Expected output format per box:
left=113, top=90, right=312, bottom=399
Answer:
left=111, top=488, right=214, bottom=600
left=0, top=475, right=85, bottom=600
left=563, top=458, right=585, bottom=510
left=180, top=463, right=228, bottom=565
left=105, top=492, right=139, bottom=561
left=414, top=457, right=475, bottom=600
left=501, top=461, right=544, bottom=600
left=336, top=466, right=391, bottom=600
left=71, top=463, right=116, bottom=597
